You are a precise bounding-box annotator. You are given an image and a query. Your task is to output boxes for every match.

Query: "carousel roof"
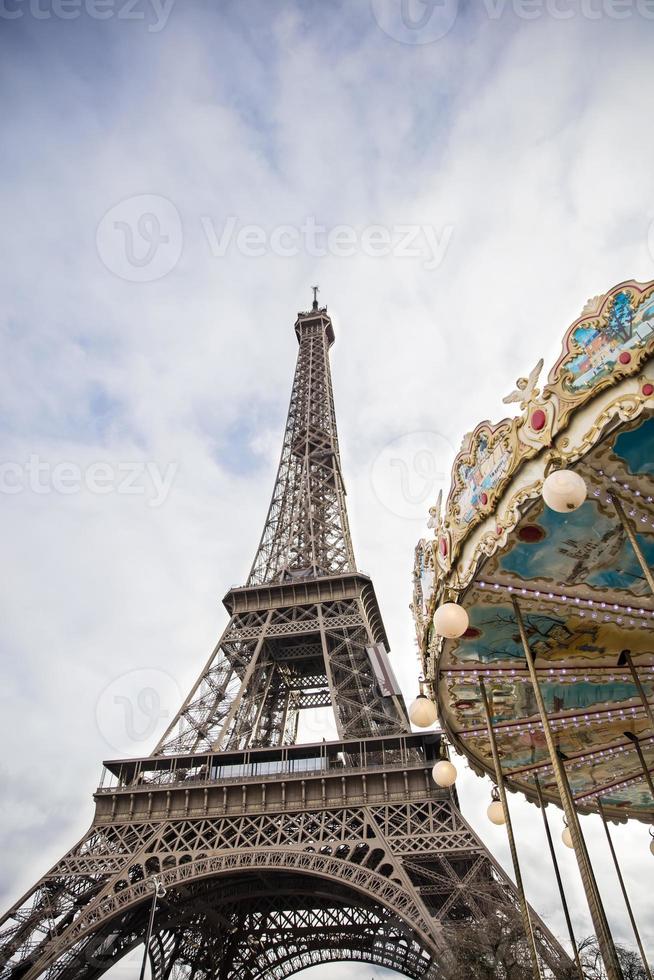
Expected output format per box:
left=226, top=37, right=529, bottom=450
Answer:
left=414, top=278, right=654, bottom=823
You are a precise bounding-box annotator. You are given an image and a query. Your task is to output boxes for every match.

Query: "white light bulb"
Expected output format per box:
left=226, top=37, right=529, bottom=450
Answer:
left=562, top=826, right=573, bottom=849
left=542, top=469, right=586, bottom=513
left=432, top=760, right=457, bottom=787
left=408, top=695, right=438, bottom=728
left=487, top=800, right=506, bottom=825
left=433, top=602, right=469, bottom=639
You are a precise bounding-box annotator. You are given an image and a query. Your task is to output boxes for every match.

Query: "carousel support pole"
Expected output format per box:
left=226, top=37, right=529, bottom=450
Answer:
left=479, top=679, right=543, bottom=980
left=610, top=492, right=654, bottom=594
left=139, top=876, right=165, bottom=980
left=618, top=649, right=654, bottom=733
left=623, top=730, right=654, bottom=800
left=556, top=747, right=623, bottom=968
left=534, top=777, right=583, bottom=979
left=511, top=596, right=624, bottom=980
left=597, top=798, right=653, bottom=980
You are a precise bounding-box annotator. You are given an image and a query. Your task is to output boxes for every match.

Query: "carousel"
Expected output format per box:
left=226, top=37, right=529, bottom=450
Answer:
left=411, top=278, right=654, bottom=980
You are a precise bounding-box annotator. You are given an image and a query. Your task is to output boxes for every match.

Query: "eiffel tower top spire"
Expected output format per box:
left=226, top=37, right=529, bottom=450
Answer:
left=247, top=298, right=355, bottom=586
left=150, top=298, right=408, bottom=756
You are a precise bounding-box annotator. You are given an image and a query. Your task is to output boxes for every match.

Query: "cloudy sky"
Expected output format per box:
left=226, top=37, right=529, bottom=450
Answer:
left=1, top=1, right=654, bottom=977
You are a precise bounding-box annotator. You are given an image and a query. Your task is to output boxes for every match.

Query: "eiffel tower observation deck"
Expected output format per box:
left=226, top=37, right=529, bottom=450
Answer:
left=0, top=294, right=572, bottom=980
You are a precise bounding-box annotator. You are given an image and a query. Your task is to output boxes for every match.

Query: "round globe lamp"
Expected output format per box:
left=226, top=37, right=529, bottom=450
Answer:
left=432, top=760, right=457, bottom=787
left=542, top=469, right=586, bottom=513
left=408, top=694, right=437, bottom=728
left=433, top=603, right=469, bottom=639
left=487, top=800, right=506, bottom=825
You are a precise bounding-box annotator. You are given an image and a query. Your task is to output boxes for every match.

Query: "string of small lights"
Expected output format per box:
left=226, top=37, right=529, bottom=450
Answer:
left=444, top=665, right=654, bottom=682
left=507, top=734, right=654, bottom=780
left=458, top=701, right=648, bottom=737
left=476, top=580, right=654, bottom=628
left=575, top=766, right=654, bottom=804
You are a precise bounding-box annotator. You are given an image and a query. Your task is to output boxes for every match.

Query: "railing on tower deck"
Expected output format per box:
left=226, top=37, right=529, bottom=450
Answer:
left=96, top=732, right=442, bottom=793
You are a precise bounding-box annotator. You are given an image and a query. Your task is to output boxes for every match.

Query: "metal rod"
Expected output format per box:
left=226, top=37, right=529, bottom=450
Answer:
left=619, top=646, right=654, bottom=805
left=479, top=679, right=542, bottom=980
left=557, top=749, right=628, bottom=939
left=534, top=777, right=583, bottom=979
left=619, top=649, right=654, bottom=733
left=610, top=492, right=654, bottom=594
left=511, top=596, right=624, bottom=980
left=597, top=799, right=652, bottom=980
left=138, top=878, right=162, bottom=980
left=623, top=731, right=654, bottom=801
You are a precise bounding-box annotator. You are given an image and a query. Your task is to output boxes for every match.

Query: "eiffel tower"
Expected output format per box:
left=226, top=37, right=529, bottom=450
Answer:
left=0, top=294, right=571, bottom=980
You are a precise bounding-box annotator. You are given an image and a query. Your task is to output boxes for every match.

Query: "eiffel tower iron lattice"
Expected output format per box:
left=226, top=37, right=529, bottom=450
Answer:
left=0, top=298, right=572, bottom=980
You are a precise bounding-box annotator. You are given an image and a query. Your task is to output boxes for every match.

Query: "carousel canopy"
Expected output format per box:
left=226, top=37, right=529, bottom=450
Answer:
left=415, top=279, right=654, bottom=823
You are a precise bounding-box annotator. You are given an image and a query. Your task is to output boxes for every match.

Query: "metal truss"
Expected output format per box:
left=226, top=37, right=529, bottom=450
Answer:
left=0, top=302, right=573, bottom=979
left=247, top=307, right=355, bottom=586
left=154, top=587, right=409, bottom=755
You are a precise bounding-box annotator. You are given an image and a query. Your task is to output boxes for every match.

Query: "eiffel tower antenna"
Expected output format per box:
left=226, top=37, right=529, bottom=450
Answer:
left=0, top=300, right=572, bottom=979
left=311, top=284, right=319, bottom=310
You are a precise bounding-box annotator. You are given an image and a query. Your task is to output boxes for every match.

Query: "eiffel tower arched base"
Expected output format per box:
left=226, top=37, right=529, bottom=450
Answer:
left=44, top=872, right=440, bottom=980
left=0, top=733, right=572, bottom=980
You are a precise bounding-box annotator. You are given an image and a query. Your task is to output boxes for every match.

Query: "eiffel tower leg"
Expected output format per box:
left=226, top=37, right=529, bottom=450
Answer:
left=0, top=816, right=167, bottom=980
left=368, top=777, right=571, bottom=978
